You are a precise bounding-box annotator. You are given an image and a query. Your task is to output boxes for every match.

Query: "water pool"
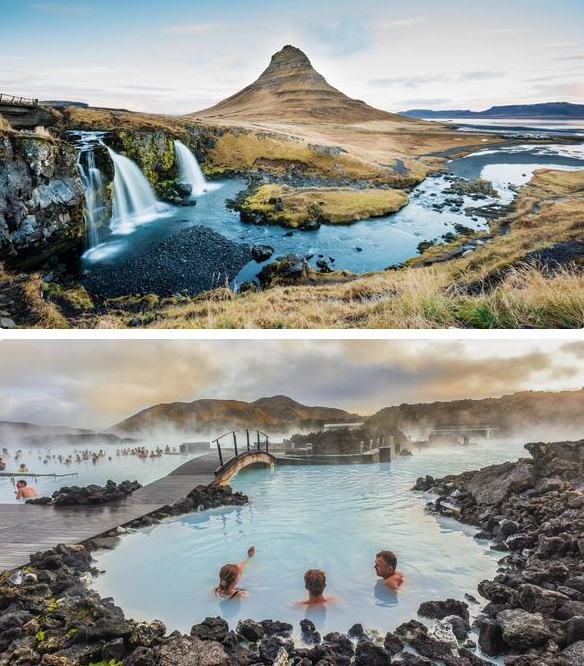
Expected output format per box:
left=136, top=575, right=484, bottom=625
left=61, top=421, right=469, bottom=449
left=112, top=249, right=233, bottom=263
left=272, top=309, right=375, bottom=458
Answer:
left=80, top=140, right=584, bottom=288
left=91, top=439, right=527, bottom=642
left=0, top=442, right=196, bottom=504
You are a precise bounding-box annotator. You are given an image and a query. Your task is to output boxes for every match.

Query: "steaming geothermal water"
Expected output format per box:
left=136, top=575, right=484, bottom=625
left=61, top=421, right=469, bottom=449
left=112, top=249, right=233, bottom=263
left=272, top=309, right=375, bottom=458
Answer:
left=78, top=134, right=584, bottom=286
left=91, top=439, right=526, bottom=650
left=173, top=140, right=221, bottom=197
left=0, top=442, right=197, bottom=504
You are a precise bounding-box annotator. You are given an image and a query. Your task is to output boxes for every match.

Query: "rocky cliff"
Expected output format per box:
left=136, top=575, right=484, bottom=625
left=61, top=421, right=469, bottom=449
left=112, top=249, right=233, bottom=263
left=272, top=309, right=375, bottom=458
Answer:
left=0, top=133, right=84, bottom=260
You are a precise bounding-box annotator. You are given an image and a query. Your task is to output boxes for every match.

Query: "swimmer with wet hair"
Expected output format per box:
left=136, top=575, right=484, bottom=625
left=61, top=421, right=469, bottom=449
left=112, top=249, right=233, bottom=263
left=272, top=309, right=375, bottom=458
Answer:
left=214, top=546, right=255, bottom=599
left=296, top=569, right=336, bottom=606
left=374, top=550, right=404, bottom=590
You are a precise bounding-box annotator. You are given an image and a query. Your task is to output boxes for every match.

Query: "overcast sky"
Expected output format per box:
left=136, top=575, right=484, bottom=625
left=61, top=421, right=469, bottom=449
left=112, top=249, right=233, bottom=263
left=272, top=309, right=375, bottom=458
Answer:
left=1, top=0, right=583, bottom=114
left=1, top=339, right=583, bottom=430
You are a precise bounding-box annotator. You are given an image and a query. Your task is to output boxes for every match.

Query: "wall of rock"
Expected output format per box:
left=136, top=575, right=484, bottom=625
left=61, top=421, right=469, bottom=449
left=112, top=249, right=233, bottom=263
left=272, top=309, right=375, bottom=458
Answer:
left=0, top=133, right=85, bottom=260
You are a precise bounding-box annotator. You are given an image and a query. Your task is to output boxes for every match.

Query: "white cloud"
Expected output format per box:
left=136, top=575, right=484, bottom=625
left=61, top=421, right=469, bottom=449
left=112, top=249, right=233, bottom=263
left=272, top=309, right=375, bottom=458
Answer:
left=380, top=16, right=426, bottom=28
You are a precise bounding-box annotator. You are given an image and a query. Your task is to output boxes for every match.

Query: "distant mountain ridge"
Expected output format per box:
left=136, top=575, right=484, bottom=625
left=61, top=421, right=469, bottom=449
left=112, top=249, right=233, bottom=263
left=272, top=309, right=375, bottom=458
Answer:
left=399, top=102, right=584, bottom=120
left=110, top=395, right=359, bottom=437
left=366, top=388, right=584, bottom=436
left=191, top=45, right=412, bottom=124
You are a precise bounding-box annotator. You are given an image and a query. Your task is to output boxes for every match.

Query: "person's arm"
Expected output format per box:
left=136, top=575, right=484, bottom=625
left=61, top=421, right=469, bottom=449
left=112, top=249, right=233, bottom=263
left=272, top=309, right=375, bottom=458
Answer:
left=385, top=572, right=403, bottom=591
left=15, top=489, right=23, bottom=499
left=235, top=547, right=255, bottom=573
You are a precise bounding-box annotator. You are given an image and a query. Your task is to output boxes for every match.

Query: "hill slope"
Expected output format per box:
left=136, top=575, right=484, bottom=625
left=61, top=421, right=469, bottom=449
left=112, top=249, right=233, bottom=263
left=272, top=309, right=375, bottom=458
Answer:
left=111, top=395, right=358, bottom=436
left=192, top=45, right=410, bottom=124
left=366, top=388, right=584, bottom=437
left=400, top=102, right=584, bottom=120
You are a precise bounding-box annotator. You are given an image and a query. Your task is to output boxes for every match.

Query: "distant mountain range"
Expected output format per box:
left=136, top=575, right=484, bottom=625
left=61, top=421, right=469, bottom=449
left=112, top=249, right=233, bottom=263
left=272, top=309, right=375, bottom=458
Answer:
left=366, top=388, right=584, bottom=437
left=110, top=395, right=359, bottom=437
left=399, top=102, right=584, bottom=120
left=192, top=44, right=414, bottom=124
left=3, top=388, right=584, bottom=445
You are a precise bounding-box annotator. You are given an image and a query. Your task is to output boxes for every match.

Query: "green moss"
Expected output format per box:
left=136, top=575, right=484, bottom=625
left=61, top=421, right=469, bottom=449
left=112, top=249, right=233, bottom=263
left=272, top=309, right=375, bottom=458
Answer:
left=44, top=283, right=94, bottom=311
left=35, top=630, right=45, bottom=641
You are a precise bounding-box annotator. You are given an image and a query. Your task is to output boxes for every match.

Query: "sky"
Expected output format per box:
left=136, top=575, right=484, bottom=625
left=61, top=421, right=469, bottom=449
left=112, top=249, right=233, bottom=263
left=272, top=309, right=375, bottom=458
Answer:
left=1, top=0, right=583, bottom=114
left=0, top=339, right=583, bottom=430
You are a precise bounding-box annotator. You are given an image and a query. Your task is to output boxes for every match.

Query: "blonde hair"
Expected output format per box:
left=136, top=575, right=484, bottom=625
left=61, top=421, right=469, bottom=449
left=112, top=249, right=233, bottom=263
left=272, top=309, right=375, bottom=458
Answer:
left=215, top=563, right=239, bottom=596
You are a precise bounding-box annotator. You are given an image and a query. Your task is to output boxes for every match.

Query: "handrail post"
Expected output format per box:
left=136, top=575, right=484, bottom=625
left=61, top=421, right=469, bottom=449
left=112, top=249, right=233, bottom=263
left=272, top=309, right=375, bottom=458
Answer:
left=265, top=436, right=269, bottom=454
left=246, top=428, right=250, bottom=452
left=216, top=440, right=223, bottom=466
left=233, top=431, right=238, bottom=458
left=257, top=431, right=260, bottom=450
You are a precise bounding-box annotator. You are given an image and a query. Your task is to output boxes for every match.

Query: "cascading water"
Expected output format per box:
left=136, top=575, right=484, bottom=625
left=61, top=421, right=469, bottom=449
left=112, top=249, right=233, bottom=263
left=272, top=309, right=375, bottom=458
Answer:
left=173, top=139, right=220, bottom=197
left=75, top=132, right=109, bottom=248
left=107, top=148, right=170, bottom=235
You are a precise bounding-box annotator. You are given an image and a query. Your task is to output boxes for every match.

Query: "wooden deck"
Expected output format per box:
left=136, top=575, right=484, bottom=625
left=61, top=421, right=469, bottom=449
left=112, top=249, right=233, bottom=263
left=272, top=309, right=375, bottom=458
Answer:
left=0, top=453, right=221, bottom=571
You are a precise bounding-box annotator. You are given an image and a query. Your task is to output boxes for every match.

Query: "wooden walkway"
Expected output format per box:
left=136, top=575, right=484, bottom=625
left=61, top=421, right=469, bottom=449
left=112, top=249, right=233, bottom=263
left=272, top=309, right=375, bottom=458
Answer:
left=0, top=453, right=221, bottom=571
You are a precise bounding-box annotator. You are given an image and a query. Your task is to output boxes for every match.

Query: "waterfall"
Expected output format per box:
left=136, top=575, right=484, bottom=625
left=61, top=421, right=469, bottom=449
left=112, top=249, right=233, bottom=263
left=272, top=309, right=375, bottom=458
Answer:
left=174, top=139, right=220, bottom=197
left=108, top=148, right=170, bottom=235
left=76, top=132, right=109, bottom=248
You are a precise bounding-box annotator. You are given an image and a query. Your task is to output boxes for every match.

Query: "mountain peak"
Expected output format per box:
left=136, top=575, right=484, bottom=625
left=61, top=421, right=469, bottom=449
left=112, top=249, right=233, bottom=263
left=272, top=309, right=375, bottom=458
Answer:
left=262, top=45, right=315, bottom=74
left=191, top=45, right=401, bottom=124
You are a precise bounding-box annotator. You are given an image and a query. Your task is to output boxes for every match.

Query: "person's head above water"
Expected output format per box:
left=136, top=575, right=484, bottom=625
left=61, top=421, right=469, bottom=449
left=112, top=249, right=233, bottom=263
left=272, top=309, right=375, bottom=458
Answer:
left=215, top=563, right=240, bottom=596
left=304, top=569, right=327, bottom=597
left=16, top=480, right=27, bottom=488
left=375, top=550, right=398, bottom=579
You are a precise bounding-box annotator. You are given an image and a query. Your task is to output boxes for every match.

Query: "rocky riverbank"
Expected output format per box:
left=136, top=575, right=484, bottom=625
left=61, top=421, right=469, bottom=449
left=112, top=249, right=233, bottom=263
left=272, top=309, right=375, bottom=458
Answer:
left=82, top=225, right=252, bottom=298
left=414, top=438, right=584, bottom=665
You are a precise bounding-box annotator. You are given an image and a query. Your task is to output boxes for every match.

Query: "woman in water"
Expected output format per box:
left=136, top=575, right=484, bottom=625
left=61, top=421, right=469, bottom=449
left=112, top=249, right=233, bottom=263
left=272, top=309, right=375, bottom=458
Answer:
left=214, top=547, right=255, bottom=599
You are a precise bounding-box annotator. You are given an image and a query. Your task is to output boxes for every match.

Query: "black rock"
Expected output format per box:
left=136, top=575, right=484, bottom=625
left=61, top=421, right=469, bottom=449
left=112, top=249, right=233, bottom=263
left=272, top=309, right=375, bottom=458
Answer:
left=418, top=598, right=470, bottom=622
left=354, top=639, right=392, bottom=666
left=251, top=244, right=274, bottom=262
left=190, top=616, right=229, bottom=642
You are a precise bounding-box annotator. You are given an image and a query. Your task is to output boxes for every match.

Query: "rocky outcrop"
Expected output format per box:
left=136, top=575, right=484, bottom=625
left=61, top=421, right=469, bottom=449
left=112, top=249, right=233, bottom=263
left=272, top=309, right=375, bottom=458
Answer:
left=0, top=134, right=84, bottom=259
left=415, top=438, right=584, bottom=664
left=26, top=479, right=141, bottom=506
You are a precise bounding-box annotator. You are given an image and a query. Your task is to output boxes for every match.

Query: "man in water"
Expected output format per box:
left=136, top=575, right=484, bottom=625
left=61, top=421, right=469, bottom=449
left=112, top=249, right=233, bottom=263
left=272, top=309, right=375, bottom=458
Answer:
left=374, top=550, right=404, bottom=590
left=15, top=480, right=38, bottom=500
left=296, top=569, right=336, bottom=606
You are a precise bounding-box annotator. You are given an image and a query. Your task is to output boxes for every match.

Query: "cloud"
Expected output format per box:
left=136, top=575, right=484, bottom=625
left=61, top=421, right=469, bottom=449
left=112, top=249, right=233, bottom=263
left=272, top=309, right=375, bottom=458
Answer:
left=380, top=16, right=426, bottom=28
left=369, top=70, right=503, bottom=89
left=1, top=340, right=583, bottom=431
left=31, top=3, right=91, bottom=15
left=458, top=71, right=505, bottom=81
left=532, top=81, right=584, bottom=99
left=163, top=23, right=222, bottom=33
left=556, top=55, right=584, bottom=61
left=475, top=27, right=534, bottom=36
left=311, top=16, right=371, bottom=57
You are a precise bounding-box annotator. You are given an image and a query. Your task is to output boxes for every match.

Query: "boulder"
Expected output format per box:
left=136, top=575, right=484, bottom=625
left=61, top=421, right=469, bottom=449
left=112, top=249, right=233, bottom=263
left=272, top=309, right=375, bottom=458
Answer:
left=561, top=640, right=584, bottom=665
left=418, top=598, right=470, bottom=622
left=517, top=584, right=569, bottom=616
left=466, top=460, right=535, bottom=506
left=354, top=639, right=392, bottom=666
left=155, top=636, right=230, bottom=666
left=190, top=617, right=229, bottom=643
left=251, top=244, right=274, bottom=262
left=496, top=609, right=551, bottom=650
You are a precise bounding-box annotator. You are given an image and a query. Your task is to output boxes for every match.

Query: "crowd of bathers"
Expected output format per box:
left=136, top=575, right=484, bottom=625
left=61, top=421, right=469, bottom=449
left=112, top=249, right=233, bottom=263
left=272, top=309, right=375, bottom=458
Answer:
left=214, top=547, right=404, bottom=604
left=0, top=444, right=180, bottom=473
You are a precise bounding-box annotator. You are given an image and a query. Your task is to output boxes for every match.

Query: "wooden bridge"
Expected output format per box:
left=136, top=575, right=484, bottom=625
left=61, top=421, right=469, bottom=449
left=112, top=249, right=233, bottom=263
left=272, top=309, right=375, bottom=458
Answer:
left=0, top=430, right=274, bottom=571
left=0, top=92, right=54, bottom=129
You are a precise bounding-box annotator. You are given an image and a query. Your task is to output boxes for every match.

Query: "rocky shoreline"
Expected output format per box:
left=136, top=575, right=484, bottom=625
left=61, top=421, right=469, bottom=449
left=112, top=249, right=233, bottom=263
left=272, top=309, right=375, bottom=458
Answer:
left=414, top=439, right=584, bottom=665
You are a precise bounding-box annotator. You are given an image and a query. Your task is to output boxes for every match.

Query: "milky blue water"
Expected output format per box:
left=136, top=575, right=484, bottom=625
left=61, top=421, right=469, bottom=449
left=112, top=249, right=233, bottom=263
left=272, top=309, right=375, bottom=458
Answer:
left=0, top=442, right=196, bottom=504
left=79, top=140, right=584, bottom=288
left=90, top=439, right=527, bottom=651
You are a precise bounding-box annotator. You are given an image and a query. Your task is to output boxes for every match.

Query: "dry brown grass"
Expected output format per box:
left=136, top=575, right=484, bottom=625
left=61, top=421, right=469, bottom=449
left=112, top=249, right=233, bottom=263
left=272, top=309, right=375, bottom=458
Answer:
left=20, top=275, right=68, bottom=328
left=0, top=114, right=11, bottom=131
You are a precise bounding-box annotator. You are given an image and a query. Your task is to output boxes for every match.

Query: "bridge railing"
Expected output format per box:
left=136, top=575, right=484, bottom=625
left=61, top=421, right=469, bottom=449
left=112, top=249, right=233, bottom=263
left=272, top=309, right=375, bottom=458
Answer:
left=0, top=93, right=38, bottom=107
left=212, top=429, right=270, bottom=471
